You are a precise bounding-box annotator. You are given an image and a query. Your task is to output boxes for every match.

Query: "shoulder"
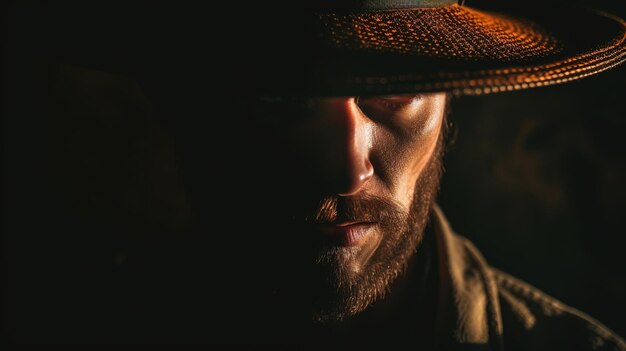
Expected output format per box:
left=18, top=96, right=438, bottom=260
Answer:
left=429, top=207, right=625, bottom=351
left=490, top=268, right=626, bottom=351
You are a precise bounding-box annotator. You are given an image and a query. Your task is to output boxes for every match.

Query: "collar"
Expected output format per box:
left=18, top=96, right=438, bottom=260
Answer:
left=431, top=204, right=504, bottom=350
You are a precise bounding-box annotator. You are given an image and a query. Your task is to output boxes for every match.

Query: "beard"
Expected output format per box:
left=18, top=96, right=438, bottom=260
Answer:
left=229, top=121, right=446, bottom=332
left=303, top=138, right=445, bottom=323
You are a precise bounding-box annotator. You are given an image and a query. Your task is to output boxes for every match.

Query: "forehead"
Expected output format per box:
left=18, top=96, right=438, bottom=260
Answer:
left=256, top=92, right=448, bottom=103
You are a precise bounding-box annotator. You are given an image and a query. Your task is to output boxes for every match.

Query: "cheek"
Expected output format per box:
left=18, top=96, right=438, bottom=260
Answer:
left=375, top=113, right=443, bottom=208
left=400, top=129, right=441, bottom=200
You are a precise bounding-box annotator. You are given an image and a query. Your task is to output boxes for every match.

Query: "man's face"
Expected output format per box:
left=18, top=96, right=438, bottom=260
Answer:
left=241, top=92, right=448, bottom=322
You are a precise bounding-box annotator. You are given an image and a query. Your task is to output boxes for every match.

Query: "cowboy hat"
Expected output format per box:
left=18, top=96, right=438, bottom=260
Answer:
left=15, top=1, right=623, bottom=97
left=235, top=0, right=626, bottom=96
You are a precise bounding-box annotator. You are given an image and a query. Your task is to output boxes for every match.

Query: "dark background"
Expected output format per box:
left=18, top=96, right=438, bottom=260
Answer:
left=4, top=0, right=626, bottom=343
left=440, top=64, right=626, bottom=337
left=437, top=0, right=626, bottom=338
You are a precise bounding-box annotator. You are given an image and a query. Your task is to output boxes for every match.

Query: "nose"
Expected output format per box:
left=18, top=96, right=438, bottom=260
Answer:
left=322, top=98, right=374, bottom=196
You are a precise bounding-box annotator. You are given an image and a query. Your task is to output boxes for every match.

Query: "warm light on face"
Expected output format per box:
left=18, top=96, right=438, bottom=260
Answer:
left=243, top=91, right=449, bottom=322
left=253, top=92, right=448, bottom=209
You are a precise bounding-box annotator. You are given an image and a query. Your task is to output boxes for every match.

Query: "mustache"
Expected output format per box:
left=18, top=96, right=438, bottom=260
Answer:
left=301, top=194, right=406, bottom=226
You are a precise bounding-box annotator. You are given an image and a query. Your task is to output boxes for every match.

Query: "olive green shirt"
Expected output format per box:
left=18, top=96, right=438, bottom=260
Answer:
left=431, top=205, right=626, bottom=351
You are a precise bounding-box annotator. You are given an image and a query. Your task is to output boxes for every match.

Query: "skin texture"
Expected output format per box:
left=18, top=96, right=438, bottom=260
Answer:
left=242, top=92, right=449, bottom=326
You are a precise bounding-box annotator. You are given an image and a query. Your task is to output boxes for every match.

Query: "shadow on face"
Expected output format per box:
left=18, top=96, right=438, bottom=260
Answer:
left=214, top=92, right=449, bottom=325
left=240, top=93, right=448, bottom=210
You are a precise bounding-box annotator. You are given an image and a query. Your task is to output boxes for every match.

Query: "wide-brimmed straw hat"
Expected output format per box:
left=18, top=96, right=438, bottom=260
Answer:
left=242, top=0, right=625, bottom=96
left=24, top=1, right=624, bottom=98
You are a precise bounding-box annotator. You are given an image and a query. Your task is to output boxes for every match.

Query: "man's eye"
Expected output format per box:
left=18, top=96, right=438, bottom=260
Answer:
left=356, top=94, right=423, bottom=122
left=378, top=96, right=421, bottom=111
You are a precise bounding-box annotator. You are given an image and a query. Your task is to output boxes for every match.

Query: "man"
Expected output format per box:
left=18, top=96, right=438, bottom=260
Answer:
left=177, top=0, right=625, bottom=348
left=3, top=0, right=625, bottom=348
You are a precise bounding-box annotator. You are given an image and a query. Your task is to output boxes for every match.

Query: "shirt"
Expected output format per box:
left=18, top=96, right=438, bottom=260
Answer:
left=431, top=205, right=626, bottom=351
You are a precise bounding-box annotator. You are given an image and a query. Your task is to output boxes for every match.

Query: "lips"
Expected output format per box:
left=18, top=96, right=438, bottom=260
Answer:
left=315, top=222, right=376, bottom=247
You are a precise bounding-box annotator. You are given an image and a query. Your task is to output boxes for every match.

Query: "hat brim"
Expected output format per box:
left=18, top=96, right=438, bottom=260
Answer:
left=251, top=3, right=626, bottom=96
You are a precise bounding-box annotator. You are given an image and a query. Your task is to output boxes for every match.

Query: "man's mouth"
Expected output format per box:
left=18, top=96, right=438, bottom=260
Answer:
left=314, top=221, right=377, bottom=247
